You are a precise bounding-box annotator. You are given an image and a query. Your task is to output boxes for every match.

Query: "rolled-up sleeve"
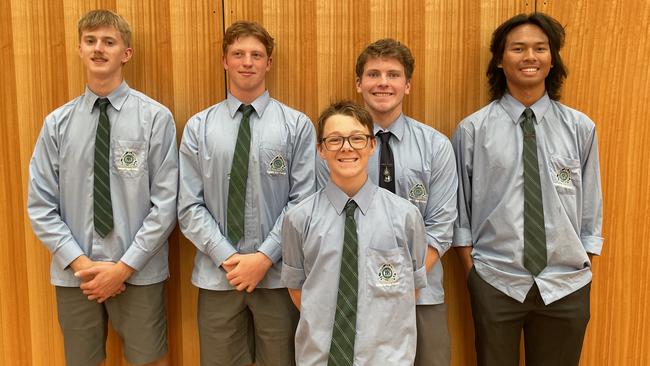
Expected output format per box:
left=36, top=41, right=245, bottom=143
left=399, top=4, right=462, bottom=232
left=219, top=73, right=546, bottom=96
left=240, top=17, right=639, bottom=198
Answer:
left=423, top=138, right=458, bottom=256
left=579, top=123, right=604, bottom=255
left=406, top=208, right=428, bottom=289
left=281, top=211, right=306, bottom=289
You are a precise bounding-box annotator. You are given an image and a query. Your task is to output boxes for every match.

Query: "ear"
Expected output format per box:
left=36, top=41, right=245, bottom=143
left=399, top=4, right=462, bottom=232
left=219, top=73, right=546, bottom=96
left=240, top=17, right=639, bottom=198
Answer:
left=355, top=77, right=362, bottom=93
left=121, top=47, right=133, bottom=65
left=222, top=55, right=228, bottom=71
left=266, top=56, right=272, bottom=71
left=317, top=143, right=327, bottom=160
left=368, top=137, right=377, bottom=155
left=404, top=79, right=411, bottom=95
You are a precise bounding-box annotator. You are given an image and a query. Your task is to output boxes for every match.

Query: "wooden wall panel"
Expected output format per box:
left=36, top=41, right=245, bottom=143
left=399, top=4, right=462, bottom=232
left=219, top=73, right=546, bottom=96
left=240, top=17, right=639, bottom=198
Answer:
left=538, top=2, right=650, bottom=365
left=1, top=0, right=649, bottom=365
left=168, top=0, right=225, bottom=364
left=0, top=1, right=32, bottom=365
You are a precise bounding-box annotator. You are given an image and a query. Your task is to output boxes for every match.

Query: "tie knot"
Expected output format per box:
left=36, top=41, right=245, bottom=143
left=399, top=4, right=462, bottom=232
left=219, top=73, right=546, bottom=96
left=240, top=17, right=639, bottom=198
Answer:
left=240, top=104, right=254, bottom=118
left=96, top=98, right=110, bottom=112
left=523, top=108, right=534, bottom=120
left=344, top=200, right=357, bottom=218
left=376, top=131, right=392, bottom=144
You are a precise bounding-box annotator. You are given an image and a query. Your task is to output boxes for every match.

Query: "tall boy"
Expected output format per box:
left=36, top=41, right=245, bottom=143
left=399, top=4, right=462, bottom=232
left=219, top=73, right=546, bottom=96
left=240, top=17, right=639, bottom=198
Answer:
left=283, top=100, right=428, bottom=365
left=452, top=13, right=603, bottom=366
left=27, top=9, right=177, bottom=366
left=177, top=21, right=316, bottom=365
left=318, top=39, right=457, bottom=365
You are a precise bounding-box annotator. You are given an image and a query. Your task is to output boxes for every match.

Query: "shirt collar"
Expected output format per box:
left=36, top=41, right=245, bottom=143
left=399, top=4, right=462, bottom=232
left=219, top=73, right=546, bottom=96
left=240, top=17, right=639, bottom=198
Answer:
left=226, top=90, right=271, bottom=119
left=84, top=80, right=130, bottom=112
left=324, top=177, right=377, bottom=216
left=373, top=113, right=406, bottom=141
left=499, top=92, right=551, bottom=125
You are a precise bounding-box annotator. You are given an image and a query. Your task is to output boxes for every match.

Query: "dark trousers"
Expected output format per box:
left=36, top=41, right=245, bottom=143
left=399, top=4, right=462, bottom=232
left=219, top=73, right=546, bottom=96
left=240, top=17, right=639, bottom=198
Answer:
left=467, top=267, right=591, bottom=366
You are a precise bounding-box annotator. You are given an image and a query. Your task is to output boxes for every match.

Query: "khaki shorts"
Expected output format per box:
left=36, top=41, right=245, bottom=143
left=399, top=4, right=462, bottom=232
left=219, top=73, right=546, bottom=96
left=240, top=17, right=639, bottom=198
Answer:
left=56, top=282, right=168, bottom=366
left=198, top=288, right=299, bottom=366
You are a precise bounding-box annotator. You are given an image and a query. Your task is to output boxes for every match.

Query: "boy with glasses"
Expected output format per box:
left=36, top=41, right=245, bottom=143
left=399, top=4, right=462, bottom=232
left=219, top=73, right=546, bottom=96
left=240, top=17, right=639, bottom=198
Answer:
left=282, top=101, right=428, bottom=365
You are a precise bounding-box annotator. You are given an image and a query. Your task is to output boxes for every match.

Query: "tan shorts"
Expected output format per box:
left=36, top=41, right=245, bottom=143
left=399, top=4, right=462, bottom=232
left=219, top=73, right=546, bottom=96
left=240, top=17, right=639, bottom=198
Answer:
left=55, top=282, right=168, bottom=366
left=197, top=288, right=299, bottom=366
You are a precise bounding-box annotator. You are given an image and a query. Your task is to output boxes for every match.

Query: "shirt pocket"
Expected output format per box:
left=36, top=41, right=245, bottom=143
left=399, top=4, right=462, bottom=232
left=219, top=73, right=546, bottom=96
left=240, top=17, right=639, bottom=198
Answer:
left=365, top=247, right=409, bottom=298
left=548, top=155, right=581, bottom=195
left=113, top=139, right=148, bottom=178
left=259, top=143, right=289, bottom=178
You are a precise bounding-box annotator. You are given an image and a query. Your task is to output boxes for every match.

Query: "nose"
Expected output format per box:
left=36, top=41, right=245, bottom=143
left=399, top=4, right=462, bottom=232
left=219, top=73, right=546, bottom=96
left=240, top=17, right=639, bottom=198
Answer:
left=523, top=47, right=536, bottom=60
left=93, top=40, right=104, bottom=52
left=243, top=54, right=253, bottom=66
left=341, top=137, right=354, bottom=151
left=379, top=73, right=389, bottom=85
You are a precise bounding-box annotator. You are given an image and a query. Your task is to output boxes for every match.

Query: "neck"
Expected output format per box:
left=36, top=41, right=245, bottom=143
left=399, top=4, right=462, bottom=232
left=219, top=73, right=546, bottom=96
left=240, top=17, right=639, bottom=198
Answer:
left=230, top=85, right=266, bottom=105
left=506, top=83, right=545, bottom=107
left=368, top=107, right=401, bottom=130
left=332, top=174, right=367, bottom=198
left=87, top=74, right=123, bottom=97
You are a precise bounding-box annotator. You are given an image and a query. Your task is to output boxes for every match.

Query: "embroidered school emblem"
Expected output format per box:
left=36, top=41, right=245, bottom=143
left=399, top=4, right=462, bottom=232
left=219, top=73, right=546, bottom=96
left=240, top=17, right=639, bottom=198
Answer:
left=378, top=263, right=398, bottom=285
left=556, top=168, right=572, bottom=185
left=119, top=150, right=139, bottom=170
left=408, top=183, right=428, bottom=203
left=267, top=154, right=287, bottom=175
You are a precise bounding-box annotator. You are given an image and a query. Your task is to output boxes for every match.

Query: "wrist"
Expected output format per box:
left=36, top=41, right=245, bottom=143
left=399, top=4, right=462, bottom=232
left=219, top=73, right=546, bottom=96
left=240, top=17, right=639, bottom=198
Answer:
left=115, top=261, right=135, bottom=282
left=70, top=255, right=91, bottom=272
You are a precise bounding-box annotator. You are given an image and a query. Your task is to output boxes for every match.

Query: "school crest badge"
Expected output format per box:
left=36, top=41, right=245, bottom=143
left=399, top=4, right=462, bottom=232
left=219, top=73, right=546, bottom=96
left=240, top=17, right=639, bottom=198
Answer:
left=378, top=263, right=398, bottom=285
left=556, top=168, right=572, bottom=186
left=408, top=183, right=428, bottom=203
left=119, top=150, right=139, bottom=170
left=267, top=154, right=287, bottom=175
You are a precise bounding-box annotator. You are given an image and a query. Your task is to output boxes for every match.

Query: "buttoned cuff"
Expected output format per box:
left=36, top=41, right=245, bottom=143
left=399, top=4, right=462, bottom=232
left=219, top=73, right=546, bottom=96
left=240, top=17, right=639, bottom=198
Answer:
left=207, top=236, right=238, bottom=267
left=428, top=239, right=451, bottom=257
left=581, top=235, right=604, bottom=255
left=258, top=240, right=282, bottom=263
left=281, top=263, right=306, bottom=289
left=55, top=238, right=85, bottom=270
left=452, top=228, right=472, bottom=247
left=413, top=265, right=427, bottom=289
left=121, top=245, right=150, bottom=271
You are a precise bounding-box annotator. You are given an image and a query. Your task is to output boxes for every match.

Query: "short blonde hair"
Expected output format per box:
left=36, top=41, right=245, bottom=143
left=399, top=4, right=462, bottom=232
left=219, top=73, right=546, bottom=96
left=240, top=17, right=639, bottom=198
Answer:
left=78, top=9, right=132, bottom=47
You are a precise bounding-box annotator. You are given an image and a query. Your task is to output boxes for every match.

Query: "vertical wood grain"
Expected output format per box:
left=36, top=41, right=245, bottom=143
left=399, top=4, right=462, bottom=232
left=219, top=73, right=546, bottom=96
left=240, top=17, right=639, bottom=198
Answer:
left=539, top=1, right=650, bottom=365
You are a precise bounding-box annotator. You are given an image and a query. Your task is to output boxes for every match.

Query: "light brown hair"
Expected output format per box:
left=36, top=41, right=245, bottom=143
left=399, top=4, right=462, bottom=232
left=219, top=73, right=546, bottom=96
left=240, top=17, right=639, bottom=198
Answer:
left=223, top=21, right=275, bottom=56
left=78, top=9, right=132, bottom=48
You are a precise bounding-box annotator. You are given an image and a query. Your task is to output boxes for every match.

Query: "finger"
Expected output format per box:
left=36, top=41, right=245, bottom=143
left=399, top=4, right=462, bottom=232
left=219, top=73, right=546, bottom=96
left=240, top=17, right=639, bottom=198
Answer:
left=246, top=285, right=255, bottom=293
left=75, top=267, right=99, bottom=278
left=235, top=283, right=248, bottom=292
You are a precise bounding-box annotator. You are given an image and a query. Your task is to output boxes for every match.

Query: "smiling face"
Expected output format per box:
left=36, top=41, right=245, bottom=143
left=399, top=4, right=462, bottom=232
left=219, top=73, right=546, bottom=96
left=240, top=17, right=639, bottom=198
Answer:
left=79, top=26, right=132, bottom=82
left=499, top=23, right=553, bottom=99
left=223, top=36, right=272, bottom=103
left=319, top=114, right=376, bottom=193
left=356, top=57, right=411, bottom=127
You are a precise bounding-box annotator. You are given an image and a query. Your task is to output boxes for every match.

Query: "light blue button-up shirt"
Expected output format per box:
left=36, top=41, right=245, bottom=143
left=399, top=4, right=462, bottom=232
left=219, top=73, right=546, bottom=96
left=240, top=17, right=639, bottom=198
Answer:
left=27, top=81, right=179, bottom=286
left=178, top=91, right=316, bottom=290
left=282, top=179, right=427, bottom=365
left=452, top=92, right=603, bottom=304
left=317, top=114, right=457, bottom=305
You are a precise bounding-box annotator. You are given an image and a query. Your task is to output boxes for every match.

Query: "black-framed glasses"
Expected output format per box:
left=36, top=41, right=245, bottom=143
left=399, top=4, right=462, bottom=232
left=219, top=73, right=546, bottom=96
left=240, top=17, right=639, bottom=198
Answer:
left=320, top=134, right=373, bottom=151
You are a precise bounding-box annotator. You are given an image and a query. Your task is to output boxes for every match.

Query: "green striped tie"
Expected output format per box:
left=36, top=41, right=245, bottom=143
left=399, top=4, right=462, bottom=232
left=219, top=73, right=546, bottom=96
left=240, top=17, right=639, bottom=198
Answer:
left=328, top=200, right=358, bottom=366
left=94, top=98, right=113, bottom=237
left=227, top=104, right=254, bottom=245
left=521, top=108, right=547, bottom=275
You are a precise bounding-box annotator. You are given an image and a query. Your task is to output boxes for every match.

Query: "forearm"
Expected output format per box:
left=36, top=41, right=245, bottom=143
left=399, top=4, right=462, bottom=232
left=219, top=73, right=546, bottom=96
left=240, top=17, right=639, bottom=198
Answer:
left=455, top=246, right=474, bottom=275
left=288, top=288, right=301, bottom=310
